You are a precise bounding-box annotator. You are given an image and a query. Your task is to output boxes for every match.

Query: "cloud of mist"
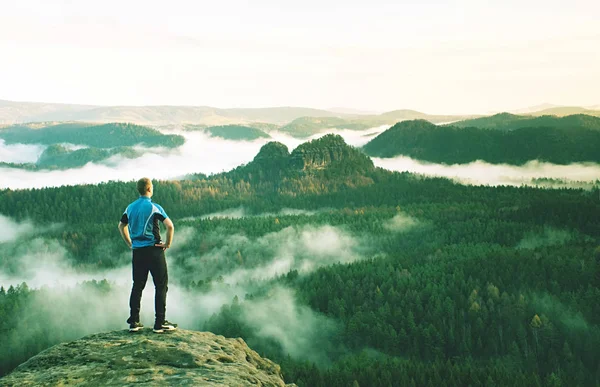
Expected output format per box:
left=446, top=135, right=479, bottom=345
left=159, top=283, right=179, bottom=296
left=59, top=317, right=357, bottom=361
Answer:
left=0, top=139, right=45, bottom=163
left=0, top=127, right=390, bottom=190
left=180, top=207, right=319, bottom=221
left=0, top=214, right=36, bottom=242
left=240, top=286, right=339, bottom=363
left=373, top=156, right=600, bottom=188
left=531, top=293, right=590, bottom=332
left=516, top=227, right=574, bottom=250
left=0, top=221, right=351, bottom=366
left=175, top=224, right=362, bottom=286
left=383, top=213, right=419, bottom=232
left=1, top=127, right=598, bottom=189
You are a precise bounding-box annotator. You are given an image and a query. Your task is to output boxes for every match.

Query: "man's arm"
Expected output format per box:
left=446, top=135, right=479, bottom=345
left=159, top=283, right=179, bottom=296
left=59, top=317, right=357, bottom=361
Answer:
left=156, top=218, right=174, bottom=249
left=118, top=221, right=132, bottom=249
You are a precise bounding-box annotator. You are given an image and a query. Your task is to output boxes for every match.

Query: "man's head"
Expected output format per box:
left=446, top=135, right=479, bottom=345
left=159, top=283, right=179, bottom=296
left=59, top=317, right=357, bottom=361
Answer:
left=137, top=177, right=153, bottom=197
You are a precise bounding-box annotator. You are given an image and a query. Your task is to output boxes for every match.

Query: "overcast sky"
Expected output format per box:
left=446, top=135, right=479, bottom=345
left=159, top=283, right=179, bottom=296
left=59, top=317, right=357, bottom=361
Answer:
left=0, top=0, right=598, bottom=114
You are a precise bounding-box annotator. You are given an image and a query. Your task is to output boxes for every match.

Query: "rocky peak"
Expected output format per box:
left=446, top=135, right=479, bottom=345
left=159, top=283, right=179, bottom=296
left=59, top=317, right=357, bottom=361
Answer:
left=252, top=141, right=290, bottom=165
left=0, top=330, right=296, bottom=386
left=290, top=134, right=373, bottom=172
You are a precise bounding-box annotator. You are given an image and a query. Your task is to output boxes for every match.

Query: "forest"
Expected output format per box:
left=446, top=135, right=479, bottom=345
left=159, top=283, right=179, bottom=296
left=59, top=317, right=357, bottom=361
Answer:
left=0, top=135, right=599, bottom=386
left=451, top=113, right=600, bottom=131
left=363, top=117, right=600, bottom=165
left=206, top=125, right=271, bottom=140
left=0, top=122, right=184, bottom=148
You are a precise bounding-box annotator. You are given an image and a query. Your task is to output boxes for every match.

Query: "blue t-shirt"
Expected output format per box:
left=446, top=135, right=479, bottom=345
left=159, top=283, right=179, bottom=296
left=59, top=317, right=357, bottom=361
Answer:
left=120, top=196, right=169, bottom=249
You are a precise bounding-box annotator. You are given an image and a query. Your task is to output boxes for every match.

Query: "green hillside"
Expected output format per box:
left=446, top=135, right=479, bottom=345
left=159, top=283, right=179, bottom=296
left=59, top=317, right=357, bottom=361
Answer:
left=36, top=145, right=140, bottom=169
left=0, top=122, right=184, bottom=148
left=206, top=125, right=271, bottom=140
left=278, top=111, right=478, bottom=138
left=278, top=117, right=372, bottom=137
left=452, top=113, right=600, bottom=131
left=0, top=145, right=141, bottom=170
left=363, top=119, right=600, bottom=164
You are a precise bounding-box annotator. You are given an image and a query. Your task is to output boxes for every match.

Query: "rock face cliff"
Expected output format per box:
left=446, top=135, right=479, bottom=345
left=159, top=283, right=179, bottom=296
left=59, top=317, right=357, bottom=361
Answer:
left=0, top=330, right=296, bottom=386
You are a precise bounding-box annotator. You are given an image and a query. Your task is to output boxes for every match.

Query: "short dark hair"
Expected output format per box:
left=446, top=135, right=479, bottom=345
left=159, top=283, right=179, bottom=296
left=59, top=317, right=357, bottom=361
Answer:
left=137, top=177, right=152, bottom=195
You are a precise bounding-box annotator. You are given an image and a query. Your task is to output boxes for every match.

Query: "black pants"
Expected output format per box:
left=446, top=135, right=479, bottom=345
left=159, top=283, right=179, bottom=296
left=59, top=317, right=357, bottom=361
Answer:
left=128, top=246, right=168, bottom=324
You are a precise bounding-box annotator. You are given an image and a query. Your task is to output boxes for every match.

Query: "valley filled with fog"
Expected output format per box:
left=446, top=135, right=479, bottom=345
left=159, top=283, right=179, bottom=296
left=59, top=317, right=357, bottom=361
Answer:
left=2, top=125, right=599, bottom=190
left=1, top=119, right=599, bottom=386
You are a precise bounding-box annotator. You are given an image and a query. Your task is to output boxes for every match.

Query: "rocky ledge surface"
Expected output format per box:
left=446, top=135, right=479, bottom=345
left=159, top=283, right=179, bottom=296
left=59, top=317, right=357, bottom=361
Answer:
left=0, top=329, right=297, bottom=386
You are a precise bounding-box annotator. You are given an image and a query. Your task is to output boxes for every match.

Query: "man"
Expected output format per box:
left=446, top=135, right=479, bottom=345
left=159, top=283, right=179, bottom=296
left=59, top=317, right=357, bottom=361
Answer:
left=118, top=177, right=177, bottom=333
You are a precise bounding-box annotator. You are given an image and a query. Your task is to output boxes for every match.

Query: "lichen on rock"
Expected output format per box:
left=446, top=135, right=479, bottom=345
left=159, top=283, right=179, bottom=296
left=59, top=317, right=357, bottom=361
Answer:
left=0, top=329, right=297, bottom=386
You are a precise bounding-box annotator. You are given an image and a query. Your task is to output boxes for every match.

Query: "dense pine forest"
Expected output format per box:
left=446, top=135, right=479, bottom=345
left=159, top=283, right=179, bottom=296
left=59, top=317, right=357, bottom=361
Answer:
left=0, top=122, right=184, bottom=148
left=1, top=135, right=599, bottom=386
left=363, top=117, right=600, bottom=165
left=451, top=113, right=600, bottom=131
left=206, top=124, right=271, bottom=140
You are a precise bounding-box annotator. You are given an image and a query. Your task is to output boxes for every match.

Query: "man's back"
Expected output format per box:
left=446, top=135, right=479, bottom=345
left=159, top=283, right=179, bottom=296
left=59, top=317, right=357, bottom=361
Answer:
left=122, top=197, right=168, bottom=249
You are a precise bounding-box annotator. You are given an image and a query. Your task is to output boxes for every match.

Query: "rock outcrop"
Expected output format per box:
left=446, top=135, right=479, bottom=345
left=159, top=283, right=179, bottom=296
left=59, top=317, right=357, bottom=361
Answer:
left=0, top=329, right=296, bottom=386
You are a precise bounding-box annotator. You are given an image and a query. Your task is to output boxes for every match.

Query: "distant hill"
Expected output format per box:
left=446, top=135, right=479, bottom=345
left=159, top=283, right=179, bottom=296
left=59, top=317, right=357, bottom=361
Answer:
left=511, top=103, right=561, bottom=114
left=277, top=110, right=478, bottom=138
left=206, top=125, right=271, bottom=140
left=278, top=117, right=372, bottom=137
left=0, top=99, right=96, bottom=124
left=509, top=104, right=600, bottom=116
left=0, top=99, right=346, bottom=126
left=327, top=107, right=381, bottom=115
left=451, top=113, right=600, bottom=131
left=363, top=119, right=600, bottom=165
left=528, top=107, right=600, bottom=117
left=36, top=145, right=140, bottom=169
left=0, top=122, right=184, bottom=148
left=0, top=145, right=140, bottom=170
left=375, top=109, right=469, bottom=124
left=450, top=113, right=531, bottom=130
left=0, top=99, right=476, bottom=127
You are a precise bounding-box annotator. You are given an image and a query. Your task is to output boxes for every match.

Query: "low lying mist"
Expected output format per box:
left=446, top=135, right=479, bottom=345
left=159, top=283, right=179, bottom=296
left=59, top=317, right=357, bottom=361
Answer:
left=373, top=156, right=600, bottom=188
left=0, top=215, right=366, bottom=365
left=0, top=139, right=45, bottom=163
left=1, top=127, right=599, bottom=190
left=179, top=207, right=319, bottom=221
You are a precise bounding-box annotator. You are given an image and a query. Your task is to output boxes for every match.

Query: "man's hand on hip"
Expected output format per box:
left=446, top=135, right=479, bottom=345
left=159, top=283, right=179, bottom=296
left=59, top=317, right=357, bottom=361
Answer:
left=155, top=243, right=170, bottom=250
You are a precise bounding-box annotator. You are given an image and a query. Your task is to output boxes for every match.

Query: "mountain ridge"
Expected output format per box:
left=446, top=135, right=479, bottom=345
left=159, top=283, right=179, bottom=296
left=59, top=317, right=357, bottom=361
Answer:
left=362, top=118, right=600, bottom=164
left=0, top=99, right=475, bottom=127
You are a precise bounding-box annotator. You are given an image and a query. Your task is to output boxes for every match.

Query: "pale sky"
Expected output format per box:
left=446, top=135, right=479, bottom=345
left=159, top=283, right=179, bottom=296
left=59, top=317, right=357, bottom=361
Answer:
left=0, top=0, right=599, bottom=114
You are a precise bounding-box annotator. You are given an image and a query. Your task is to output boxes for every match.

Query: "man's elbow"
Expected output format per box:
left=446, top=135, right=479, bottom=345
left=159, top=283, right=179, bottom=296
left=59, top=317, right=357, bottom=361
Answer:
left=164, top=218, right=175, bottom=231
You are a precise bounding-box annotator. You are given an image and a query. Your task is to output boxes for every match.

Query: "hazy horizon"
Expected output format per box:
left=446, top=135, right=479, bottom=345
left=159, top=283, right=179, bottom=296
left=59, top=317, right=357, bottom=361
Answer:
left=1, top=97, right=600, bottom=117
left=1, top=0, right=599, bottom=115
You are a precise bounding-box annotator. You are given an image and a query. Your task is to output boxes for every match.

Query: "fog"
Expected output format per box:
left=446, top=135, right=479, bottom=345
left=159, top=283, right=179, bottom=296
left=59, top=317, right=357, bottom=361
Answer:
left=516, top=227, right=574, bottom=250
left=1, top=127, right=599, bottom=190
left=373, top=156, right=600, bottom=188
left=0, top=139, right=45, bottom=163
left=0, top=128, right=386, bottom=189
left=0, top=215, right=371, bottom=363
left=383, top=213, right=419, bottom=233
left=0, top=214, right=35, bottom=243
left=180, top=207, right=319, bottom=221
left=218, top=225, right=361, bottom=285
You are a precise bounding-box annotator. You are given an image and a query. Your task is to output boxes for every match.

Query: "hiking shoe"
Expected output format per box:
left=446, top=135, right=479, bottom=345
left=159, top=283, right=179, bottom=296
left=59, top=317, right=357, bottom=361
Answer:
left=129, top=321, right=144, bottom=332
left=153, top=320, right=178, bottom=333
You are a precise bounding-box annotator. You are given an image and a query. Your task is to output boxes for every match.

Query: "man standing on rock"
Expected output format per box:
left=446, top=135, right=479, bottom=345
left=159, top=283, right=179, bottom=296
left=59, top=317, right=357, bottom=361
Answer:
left=118, top=177, right=178, bottom=333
